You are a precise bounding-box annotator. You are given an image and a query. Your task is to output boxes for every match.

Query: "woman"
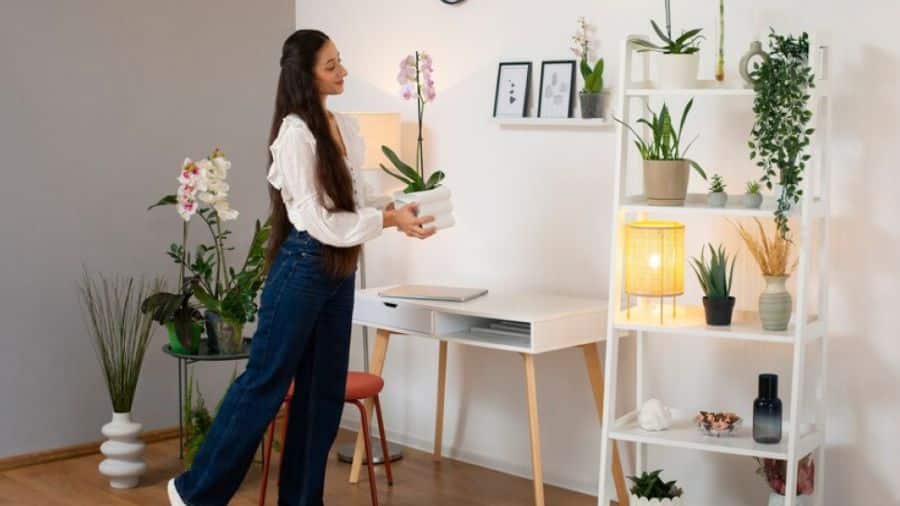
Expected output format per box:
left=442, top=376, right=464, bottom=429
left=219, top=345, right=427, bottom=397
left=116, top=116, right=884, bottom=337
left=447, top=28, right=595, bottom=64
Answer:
left=168, top=29, right=436, bottom=505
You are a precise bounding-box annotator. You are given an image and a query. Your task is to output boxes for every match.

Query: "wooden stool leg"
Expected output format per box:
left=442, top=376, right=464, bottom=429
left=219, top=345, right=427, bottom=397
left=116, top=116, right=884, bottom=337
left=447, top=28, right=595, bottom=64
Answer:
left=351, top=400, right=379, bottom=506
left=434, top=340, right=448, bottom=461
left=522, top=353, right=545, bottom=506
left=257, top=416, right=278, bottom=506
left=351, top=329, right=391, bottom=483
left=373, top=396, right=393, bottom=486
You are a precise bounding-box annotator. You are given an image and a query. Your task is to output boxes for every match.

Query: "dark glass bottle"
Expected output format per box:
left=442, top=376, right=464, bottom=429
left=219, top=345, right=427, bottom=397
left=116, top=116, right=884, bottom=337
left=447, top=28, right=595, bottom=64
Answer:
left=753, top=373, right=783, bottom=444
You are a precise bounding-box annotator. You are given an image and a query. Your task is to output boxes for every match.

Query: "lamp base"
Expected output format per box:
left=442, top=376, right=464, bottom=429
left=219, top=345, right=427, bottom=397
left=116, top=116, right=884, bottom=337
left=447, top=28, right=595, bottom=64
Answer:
left=336, top=440, right=404, bottom=464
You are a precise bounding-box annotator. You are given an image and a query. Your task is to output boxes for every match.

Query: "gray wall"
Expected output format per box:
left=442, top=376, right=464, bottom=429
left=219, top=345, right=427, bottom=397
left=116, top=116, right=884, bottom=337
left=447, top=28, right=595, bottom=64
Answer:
left=0, top=0, right=293, bottom=457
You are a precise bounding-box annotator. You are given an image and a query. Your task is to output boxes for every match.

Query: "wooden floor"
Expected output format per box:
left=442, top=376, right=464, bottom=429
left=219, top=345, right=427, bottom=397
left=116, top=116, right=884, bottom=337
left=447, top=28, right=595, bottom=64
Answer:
left=0, top=429, right=603, bottom=505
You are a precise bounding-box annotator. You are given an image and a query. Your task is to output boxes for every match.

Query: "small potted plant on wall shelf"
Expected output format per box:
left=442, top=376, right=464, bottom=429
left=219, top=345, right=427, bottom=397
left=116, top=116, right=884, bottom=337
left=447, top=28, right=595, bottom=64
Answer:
left=690, top=243, right=736, bottom=326
left=743, top=180, right=763, bottom=208
left=628, top=470, right=685, bottom=506
left=615, top=98, right=707, bottom=206
left=707, top=174, right=727, bottom=207
left=631, top=0, right=704, bottom=88
left=382, top=50, right=455, bottom=230
left=571, top=16, right=607, bottom=118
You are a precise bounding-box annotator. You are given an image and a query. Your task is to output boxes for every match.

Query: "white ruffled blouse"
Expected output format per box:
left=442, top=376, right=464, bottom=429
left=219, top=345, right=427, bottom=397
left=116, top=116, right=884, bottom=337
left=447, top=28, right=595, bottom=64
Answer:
left=267, top=112, right=383, bottom=248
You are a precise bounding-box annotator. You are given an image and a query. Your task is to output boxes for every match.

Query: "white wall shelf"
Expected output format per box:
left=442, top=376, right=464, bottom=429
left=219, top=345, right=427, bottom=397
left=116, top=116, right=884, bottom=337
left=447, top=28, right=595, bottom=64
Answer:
left=494, top=117, right=611, bottom=128
left=596, top=34, right=832, bottom=506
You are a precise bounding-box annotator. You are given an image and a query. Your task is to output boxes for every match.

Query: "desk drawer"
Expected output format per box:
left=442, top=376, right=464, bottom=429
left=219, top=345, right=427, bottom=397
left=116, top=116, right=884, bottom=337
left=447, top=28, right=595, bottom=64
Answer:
left=353, top=296, right=434, bottom=335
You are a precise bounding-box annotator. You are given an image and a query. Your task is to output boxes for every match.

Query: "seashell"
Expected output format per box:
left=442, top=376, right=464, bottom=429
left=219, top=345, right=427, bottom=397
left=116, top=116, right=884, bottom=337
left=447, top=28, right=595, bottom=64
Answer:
left=638, top=398, right=672, bottom=431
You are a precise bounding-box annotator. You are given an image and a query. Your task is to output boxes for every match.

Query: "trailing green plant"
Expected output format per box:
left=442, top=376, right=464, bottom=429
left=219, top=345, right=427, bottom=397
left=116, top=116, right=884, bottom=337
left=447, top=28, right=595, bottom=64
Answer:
left=615, top=98, right=707, bottom=179
left=628, top=470, right=684, bottom=499
left=79, top=270, right=163, bottom=413
left=690, top=243, right=736, bottom=299
left=709, top=174, right=726, bottom=193
left=746, top=180, right=761, bottom=194
left=631, top=0, right=703, bottom=55
left=748, top=29, right=815, bottom=239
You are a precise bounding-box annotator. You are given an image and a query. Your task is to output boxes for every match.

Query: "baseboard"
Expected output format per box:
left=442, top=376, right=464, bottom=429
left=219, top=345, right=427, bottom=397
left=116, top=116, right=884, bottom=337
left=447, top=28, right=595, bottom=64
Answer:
left=0, top=426, right=180, bottom=472
left=339, top=419, right=598, bottom=498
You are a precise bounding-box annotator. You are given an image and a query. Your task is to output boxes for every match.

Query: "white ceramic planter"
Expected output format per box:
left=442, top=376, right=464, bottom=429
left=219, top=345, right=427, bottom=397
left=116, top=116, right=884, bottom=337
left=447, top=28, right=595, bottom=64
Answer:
left=655, top=53, right=700, bottom=89
left=98, top=412, right=147, bottom=489
left=768, top=492, right=808, bottom=506
left=629, top=494, right=685, bottom=506
left=393, top=185, right=455, bottom=230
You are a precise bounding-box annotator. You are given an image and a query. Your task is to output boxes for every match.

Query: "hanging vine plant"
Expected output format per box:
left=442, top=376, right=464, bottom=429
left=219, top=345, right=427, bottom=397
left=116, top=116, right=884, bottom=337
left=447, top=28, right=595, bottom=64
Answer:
left=748, top=30, right=815, bottom=239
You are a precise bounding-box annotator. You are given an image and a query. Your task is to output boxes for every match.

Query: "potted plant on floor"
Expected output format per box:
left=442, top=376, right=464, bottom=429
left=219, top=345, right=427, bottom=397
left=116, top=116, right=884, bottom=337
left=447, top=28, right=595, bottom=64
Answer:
left=571, top=16, right=607, bottom=118
left=182, top=368, right=237, bottom=467
left=79, top=271, right=163, bottom=489
left=755, top=455, right=815, bottom=505
left=632, top=0, right=704, bottom=88
left=628, top=469, right=685, bottom=505
left=381, top=51, right=455, bottom=230
left=690, top=243, right=736, bottom=326
left=748, top=30, right=815, bottom=239
left=616, top=98, right=707, bottom=206
left=743, top=180, right=763, bottom=208
left=707, top=174, right=728, bottom=207
left=732, top=218, right=798, bottom=331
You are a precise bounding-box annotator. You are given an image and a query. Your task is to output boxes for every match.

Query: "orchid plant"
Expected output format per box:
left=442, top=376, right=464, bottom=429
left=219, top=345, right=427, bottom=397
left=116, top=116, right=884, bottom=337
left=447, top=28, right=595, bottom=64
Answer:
left=571, top=16, right=605, bottom=94
left=143, top=149, right=270, bottom=353
left=380, top=51, right=446, bottom=194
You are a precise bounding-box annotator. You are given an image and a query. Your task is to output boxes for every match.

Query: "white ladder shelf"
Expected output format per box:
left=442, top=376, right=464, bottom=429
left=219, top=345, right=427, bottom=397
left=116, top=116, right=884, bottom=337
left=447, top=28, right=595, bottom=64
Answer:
left=596, top=34, right=831, bottom=506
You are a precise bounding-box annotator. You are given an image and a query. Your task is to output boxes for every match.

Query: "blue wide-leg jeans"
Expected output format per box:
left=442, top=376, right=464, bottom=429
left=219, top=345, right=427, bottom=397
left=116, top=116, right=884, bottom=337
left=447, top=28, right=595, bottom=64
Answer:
left=175, top=229, right=356, bottom=506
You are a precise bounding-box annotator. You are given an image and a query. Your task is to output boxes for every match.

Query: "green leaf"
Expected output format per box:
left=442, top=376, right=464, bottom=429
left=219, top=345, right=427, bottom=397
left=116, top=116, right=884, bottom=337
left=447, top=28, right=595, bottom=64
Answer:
left=381, top=145, right=423, bottom=184
left=380, top=164, right=415, bottom=185
left=650, top=20, right=673, bottom=45
left=425, top=171, right=445, bottom=189
left=580, top=59, right=592, bottom=80
left=688, top=159, right=707, bottom=180
left=148, top=194, right=177, bottom=211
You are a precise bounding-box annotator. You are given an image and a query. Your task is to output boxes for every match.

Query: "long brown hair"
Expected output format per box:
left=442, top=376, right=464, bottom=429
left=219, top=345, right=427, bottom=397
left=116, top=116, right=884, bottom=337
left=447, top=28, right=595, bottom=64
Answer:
left=265, top=29, right=361, bottom=278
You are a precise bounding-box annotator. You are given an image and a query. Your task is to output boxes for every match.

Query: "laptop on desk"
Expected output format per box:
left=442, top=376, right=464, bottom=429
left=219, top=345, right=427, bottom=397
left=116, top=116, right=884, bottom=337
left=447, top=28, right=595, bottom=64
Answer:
left=378, top=284, right=488, bottom=303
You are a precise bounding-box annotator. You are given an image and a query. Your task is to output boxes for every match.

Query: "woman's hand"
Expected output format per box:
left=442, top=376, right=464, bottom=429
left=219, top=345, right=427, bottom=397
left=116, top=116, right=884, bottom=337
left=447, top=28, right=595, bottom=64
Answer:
left=383, top=203, right=436, bottom=239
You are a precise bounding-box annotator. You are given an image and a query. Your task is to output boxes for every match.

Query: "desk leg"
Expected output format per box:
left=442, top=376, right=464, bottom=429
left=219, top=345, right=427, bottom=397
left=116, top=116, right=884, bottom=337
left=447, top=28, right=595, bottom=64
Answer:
left=433, top=340, right=448, bottom=461
left=581, top=343, right=629, bottom=506
left=349, top=328, right=391, bottom=484
left=521, top=353, right=545, bottom=506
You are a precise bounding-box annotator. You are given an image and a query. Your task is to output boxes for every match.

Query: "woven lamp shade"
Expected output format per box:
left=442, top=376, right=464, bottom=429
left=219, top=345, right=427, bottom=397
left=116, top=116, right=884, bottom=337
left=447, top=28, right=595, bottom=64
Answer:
left=624, top=221, right=685, bottom=297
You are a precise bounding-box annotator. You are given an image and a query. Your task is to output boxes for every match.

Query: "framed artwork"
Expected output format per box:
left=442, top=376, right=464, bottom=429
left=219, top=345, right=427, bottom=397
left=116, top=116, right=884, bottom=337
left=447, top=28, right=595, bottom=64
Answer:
left=493, top=62, right=532, bottom=118
left=538, top=60, right=576, bottom=118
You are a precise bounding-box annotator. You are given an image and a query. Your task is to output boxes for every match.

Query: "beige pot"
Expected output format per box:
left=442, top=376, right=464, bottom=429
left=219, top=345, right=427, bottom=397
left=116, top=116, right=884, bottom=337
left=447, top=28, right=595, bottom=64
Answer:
left=643, top=160, right=690, bottom=206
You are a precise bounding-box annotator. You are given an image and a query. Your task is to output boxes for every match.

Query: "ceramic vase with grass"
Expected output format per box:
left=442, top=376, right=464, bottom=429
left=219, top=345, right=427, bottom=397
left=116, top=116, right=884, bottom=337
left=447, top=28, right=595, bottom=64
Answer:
left=760, top=276, right=792, bottom=331
left=733, top=219, right=797, bottom=332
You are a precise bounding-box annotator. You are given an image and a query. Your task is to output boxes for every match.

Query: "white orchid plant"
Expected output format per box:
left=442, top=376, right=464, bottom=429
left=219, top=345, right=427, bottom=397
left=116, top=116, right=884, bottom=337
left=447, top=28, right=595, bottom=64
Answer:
left=380, top=51, right=446, bottom=193
left=143, top=148, right=270, bottom=352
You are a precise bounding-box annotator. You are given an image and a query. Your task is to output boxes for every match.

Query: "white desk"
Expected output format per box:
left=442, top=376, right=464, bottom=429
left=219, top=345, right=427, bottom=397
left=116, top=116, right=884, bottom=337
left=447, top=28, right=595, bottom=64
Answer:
left=348, top=286, right=629, bottom=506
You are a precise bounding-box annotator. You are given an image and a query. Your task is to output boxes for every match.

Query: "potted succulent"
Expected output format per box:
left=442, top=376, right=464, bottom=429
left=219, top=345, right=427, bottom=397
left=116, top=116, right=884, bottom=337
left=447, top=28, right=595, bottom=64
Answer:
left=616, top=98, right=707, bottom=206
left=628, top=470, right=685, bottom=505
left=690, top=243, right=736, bottom=326
left=755, top=455, right=815, bottom=506
left=79, top=271, right=162, bottom=488
left=707, top=174, right=727, bottom=207
left=382, top=51, right=455, bottom=230
left=632, top=0, right=703, bottom=88
left=571, top=16, right=607, bottom=118
left=748, top=30, right=815, bottom=239
left=743, top=180, right=763, bottom=208
left=732, top=218, right=798, bottom=331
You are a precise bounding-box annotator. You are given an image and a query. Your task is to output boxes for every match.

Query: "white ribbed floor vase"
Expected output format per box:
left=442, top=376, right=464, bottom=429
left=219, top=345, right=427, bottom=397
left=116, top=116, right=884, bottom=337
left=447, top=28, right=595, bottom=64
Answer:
left=98, top=412, right=147, bottom=488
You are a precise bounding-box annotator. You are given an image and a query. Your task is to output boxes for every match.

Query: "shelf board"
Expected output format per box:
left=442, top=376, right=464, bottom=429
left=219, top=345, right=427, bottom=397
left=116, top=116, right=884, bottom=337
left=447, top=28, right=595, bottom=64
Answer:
left=619, top=194, right=823, bottom=219
left=493, top=117, right=611, bottom=128
left=625, top=80, right=755, bottom=97
left=613, top=305, right=822, bottom=344
left=609, top=409, right=822, bottom=460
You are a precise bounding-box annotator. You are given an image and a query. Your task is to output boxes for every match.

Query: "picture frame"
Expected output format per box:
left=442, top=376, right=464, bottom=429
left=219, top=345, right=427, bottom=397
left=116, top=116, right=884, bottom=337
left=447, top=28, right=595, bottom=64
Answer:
left=493, top=62, right=532, bottom=118
left=538, top=60, right=576, bottom=118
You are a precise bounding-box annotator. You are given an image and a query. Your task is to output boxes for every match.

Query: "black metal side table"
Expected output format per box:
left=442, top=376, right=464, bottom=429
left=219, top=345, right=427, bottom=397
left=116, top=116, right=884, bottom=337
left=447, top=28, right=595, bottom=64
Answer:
left=162, top=339, right=252, bottom=459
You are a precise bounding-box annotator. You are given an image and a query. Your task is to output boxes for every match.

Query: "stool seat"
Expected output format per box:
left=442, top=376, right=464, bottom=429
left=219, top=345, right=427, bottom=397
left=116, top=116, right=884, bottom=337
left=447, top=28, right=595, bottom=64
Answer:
left=345, top=372, right=384, bottom=401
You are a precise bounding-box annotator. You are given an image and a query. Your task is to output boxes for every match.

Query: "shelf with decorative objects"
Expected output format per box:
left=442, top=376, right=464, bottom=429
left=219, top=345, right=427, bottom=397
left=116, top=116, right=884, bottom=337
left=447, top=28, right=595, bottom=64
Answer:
left=596, top=32, right=832, bottom=506
left=493, top=117, right=612, bottom=128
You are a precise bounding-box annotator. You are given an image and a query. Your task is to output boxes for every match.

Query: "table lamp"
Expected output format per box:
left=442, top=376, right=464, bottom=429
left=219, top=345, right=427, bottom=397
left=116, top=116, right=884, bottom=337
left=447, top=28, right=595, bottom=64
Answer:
left=624, top=220, right=685, bottom=323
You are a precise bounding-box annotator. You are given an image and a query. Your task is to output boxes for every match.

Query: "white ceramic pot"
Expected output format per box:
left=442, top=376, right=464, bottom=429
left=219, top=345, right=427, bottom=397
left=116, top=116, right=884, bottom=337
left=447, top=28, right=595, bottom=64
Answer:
left=768, top=492, right=808, bottom=506
left=629, top=494, right=685, bottom=506
left=98, top=411, right=147, bottom=489
left=655, top=53, right=700, bottom=89
left=759, top=275, right=792, bottom=331
left=393, top=185, right=455, bottom=230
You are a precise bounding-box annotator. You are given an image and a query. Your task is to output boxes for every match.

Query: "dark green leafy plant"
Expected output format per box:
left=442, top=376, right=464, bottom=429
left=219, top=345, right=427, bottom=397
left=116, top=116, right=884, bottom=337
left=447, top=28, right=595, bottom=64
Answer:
left=690, top=243, right=736, bottom=299
left=380, top=145, right=445, bottom=194
left=709, top=174, right=726, bottom=193
left=631, top=1, right=703, bottom=55
left=628, top=470, right=684, bottom=499
left=580, top=58, right=605, bottom=93
left=140, top=277, right=202, bottom=352
left=748, top=30, right=815, bottom=239
left=615, top=98, right=707, bottom=179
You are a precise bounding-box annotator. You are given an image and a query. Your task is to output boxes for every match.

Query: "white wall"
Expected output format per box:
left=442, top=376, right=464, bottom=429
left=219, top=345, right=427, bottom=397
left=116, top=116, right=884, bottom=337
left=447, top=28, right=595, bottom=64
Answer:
left=299, top=0, right=900, bottom=504
left=0, top=0, right=293, bottom=457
